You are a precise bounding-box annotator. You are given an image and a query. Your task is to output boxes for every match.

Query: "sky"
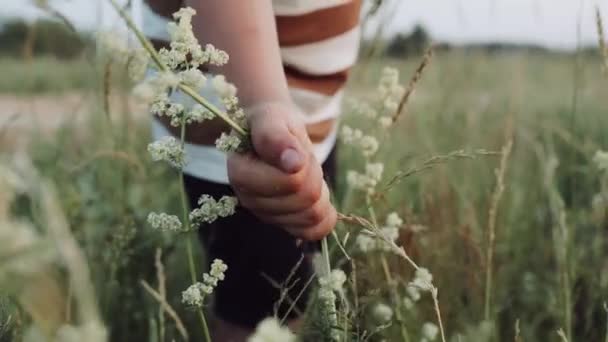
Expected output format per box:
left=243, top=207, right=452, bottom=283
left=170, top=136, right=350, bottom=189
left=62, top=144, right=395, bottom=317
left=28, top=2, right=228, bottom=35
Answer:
left=3, top=0, right=608, bottom=50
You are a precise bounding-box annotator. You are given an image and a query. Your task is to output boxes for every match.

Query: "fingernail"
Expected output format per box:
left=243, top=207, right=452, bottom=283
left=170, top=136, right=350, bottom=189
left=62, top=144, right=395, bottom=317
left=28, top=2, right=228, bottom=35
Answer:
left=280, top=148, right=303, bottom=173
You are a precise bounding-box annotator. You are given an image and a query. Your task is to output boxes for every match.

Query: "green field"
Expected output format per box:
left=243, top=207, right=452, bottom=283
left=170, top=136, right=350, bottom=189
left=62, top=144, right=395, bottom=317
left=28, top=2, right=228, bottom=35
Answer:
left=1, top=49, right=608, bottom=342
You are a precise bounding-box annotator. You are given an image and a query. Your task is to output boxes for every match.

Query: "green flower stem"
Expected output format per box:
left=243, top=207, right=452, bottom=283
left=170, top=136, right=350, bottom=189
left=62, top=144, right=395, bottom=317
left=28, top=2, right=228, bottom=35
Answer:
left=197, top=308, right=212, bottom=342
left=177, top=122, right=211, bottom=341
left=365, top=195, right=409, bottom=342
left=108, top=0, right=248, bottom=138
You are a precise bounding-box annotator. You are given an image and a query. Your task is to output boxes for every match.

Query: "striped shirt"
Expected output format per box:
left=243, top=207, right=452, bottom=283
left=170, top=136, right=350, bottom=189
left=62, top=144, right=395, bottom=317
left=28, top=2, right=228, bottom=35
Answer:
left=141, top=0, right=361, bottom=183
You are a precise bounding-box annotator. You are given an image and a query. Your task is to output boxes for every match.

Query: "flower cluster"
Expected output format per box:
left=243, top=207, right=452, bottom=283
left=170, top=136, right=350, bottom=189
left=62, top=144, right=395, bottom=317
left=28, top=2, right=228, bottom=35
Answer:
left=356, top=212, right=403, bottom=253
left=161, top=7, right=228, bottom=70
left=215, top=132, right=243, bottom=153
left=377, top=67, right=405, bottom=117
left=189, top=195, right=238, bottom=229
left=406, top=267, right=434, bottom=303
left=248, top=317, right=296, bottom=342
left=346, top=162, right=384, bottom=194
left=594, top=150, right=608, bottom=172
left=147, top=136, right=186, bottom=169
left=341, top=126, right=379, bottom=157
left=147, top=212, right=182, bottom=232
left=317, top=268, right=347, bottom=341
left=421, top=322, right=440, bottom=342
left=182, top=259, right=228, bottom=307
left=371, top=302, right=393, bottom=323
left=133, top=6, right=247, bottom=154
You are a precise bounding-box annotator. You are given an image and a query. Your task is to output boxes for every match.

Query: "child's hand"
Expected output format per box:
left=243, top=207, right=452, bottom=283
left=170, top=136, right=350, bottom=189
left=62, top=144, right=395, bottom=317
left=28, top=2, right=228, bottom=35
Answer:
left=227, top=101, right=337, bottom=241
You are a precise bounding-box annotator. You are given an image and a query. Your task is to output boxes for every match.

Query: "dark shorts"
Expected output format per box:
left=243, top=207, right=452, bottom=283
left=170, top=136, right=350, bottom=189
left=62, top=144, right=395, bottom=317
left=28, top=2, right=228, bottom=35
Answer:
left=184, top=148, right=337, bottom=328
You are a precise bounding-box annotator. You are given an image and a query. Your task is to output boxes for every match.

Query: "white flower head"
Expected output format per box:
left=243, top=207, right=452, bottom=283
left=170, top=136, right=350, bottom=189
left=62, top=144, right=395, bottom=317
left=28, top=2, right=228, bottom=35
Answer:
left=356, top=233, right=376, bottom=252
left=187, top=104, right=214, bottom=123
left=210, top=258, right=228, bottom=280
left=594, top=150, right=608, bottom=171
left=215, top=132, right=242, bottom=153
left=319, top=269, right=347, bottom=293
left=156, top=71, right=181, bottom=91
left=406, top=285, right=421, bottom=302
left=205, top=44, right=229, bottom=66
left=173, top=7, right=196, bottom=21
left=379, top=116, right=392, bottom=128
left=360, top=135, right=379, bottom=157
left=147, top=136, right=186, bottom=169
left=386, top=212, right=403, bottom=228
left=248, top=317, right=296, bottom=342
left=409, top=267, right=434, bottom=292
left=182, top=283, right=204, bottom=307
left=179, top=69, right=207, bottom=90
left=212, top=75, right=237, bottom=98
left=422, top=322, right=439, bottom=341
left=147, top=212, right=182, bottom=232
left=189, top=195, right=238, bottom=228
left=372, top=303, right=393, bottom=323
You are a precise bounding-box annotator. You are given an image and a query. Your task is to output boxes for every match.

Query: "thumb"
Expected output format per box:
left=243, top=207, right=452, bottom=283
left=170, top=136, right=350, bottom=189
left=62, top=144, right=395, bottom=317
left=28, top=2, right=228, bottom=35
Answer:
left=249, top=107, right=306, bottom=174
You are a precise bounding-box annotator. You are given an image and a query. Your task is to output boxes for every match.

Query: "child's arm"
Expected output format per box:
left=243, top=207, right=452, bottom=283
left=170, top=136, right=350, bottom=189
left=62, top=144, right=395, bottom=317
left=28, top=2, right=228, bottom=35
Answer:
left=187, top=0, right=337, bottom=240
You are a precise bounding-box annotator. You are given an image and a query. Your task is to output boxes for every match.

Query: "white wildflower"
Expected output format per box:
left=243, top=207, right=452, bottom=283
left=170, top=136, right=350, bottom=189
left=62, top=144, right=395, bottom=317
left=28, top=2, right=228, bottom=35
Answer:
left=179, top=69, right=207, bottom=90
left=205, top=44, right=229, bottom=66
left=318, top=269, right=347, bottom=293
left=210, top=259, right=228, bottom=280
left=156, top=71, right=181, bottom=91
left=215, top=132, right=242, bottom=153
left=593, top=150, right=608, bottom=171
left=366, top=162, right=384, bottom=181
left=182, top=283, right=204, bottom=307
left=360, top=136, right=379, bottom=157
left=347, top=162, right=384, bottom=194
left=148, top=136, right=186, bottom=169
left=403, top=297, right=414, bottom=310
left=356, top=234, right=376, bottom=252
left=379, top=116, right=392, bottom=128
left=150, top=93, right=170, bottom=116
left=248, top=317, right=296, bottom=342
left=189, top=195, right=238, bottom=228
left=421, top=322, right=439, bottom=341
left=173, top=7, right=196, bottom=21
left=406, top=285, right=421, bottom=302
left=212, top=75, right=237, bottom=98
left=187, top=104, right=214, bottom=123
left=409, top=267, right=434, bottom=292
left=372, top=303, right=393, bottom=323
left=386, top=212, right=403, bottom=228
left=159, top=47, right=186, bottom=69
left=181, top=259, right=228, bottom=307
left=147, top=212, right=182, bottom=232
left=383, top=99, right=399, bottom=114
left=166, top=103, right=185, bottom=126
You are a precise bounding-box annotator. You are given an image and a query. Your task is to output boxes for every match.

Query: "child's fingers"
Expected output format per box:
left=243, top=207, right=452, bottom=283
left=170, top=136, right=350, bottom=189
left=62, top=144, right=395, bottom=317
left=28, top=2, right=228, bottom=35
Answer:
left=284, top=205, right=337, bottom=241
left=234, top=165, right=324, bottom=215
left=256, top=182, right=331, bottom=225
left=227, top=151, right=314, bottom=197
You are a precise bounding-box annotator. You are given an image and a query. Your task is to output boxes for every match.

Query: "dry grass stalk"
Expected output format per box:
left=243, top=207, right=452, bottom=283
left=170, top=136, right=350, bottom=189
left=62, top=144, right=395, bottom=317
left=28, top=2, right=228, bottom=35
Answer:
left=391, top=46, right=434, bottom=124
left=140, top=280, right=189, bottom=341
left=596, top=7, right=608, bottom=73
left=155, top=249, right=167, bottom=342
left=484, top=138, right=513, bottom=320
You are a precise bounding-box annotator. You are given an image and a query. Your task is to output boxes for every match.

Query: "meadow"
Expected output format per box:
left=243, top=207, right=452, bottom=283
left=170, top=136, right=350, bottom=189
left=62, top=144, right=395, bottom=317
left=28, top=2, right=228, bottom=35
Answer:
left=1, top=28, right=608, bottom=342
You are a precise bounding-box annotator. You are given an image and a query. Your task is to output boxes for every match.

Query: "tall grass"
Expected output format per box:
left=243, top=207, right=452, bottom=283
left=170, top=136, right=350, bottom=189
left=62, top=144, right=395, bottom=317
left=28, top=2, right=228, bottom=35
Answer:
left=1, top=48, right=607, bottom=341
